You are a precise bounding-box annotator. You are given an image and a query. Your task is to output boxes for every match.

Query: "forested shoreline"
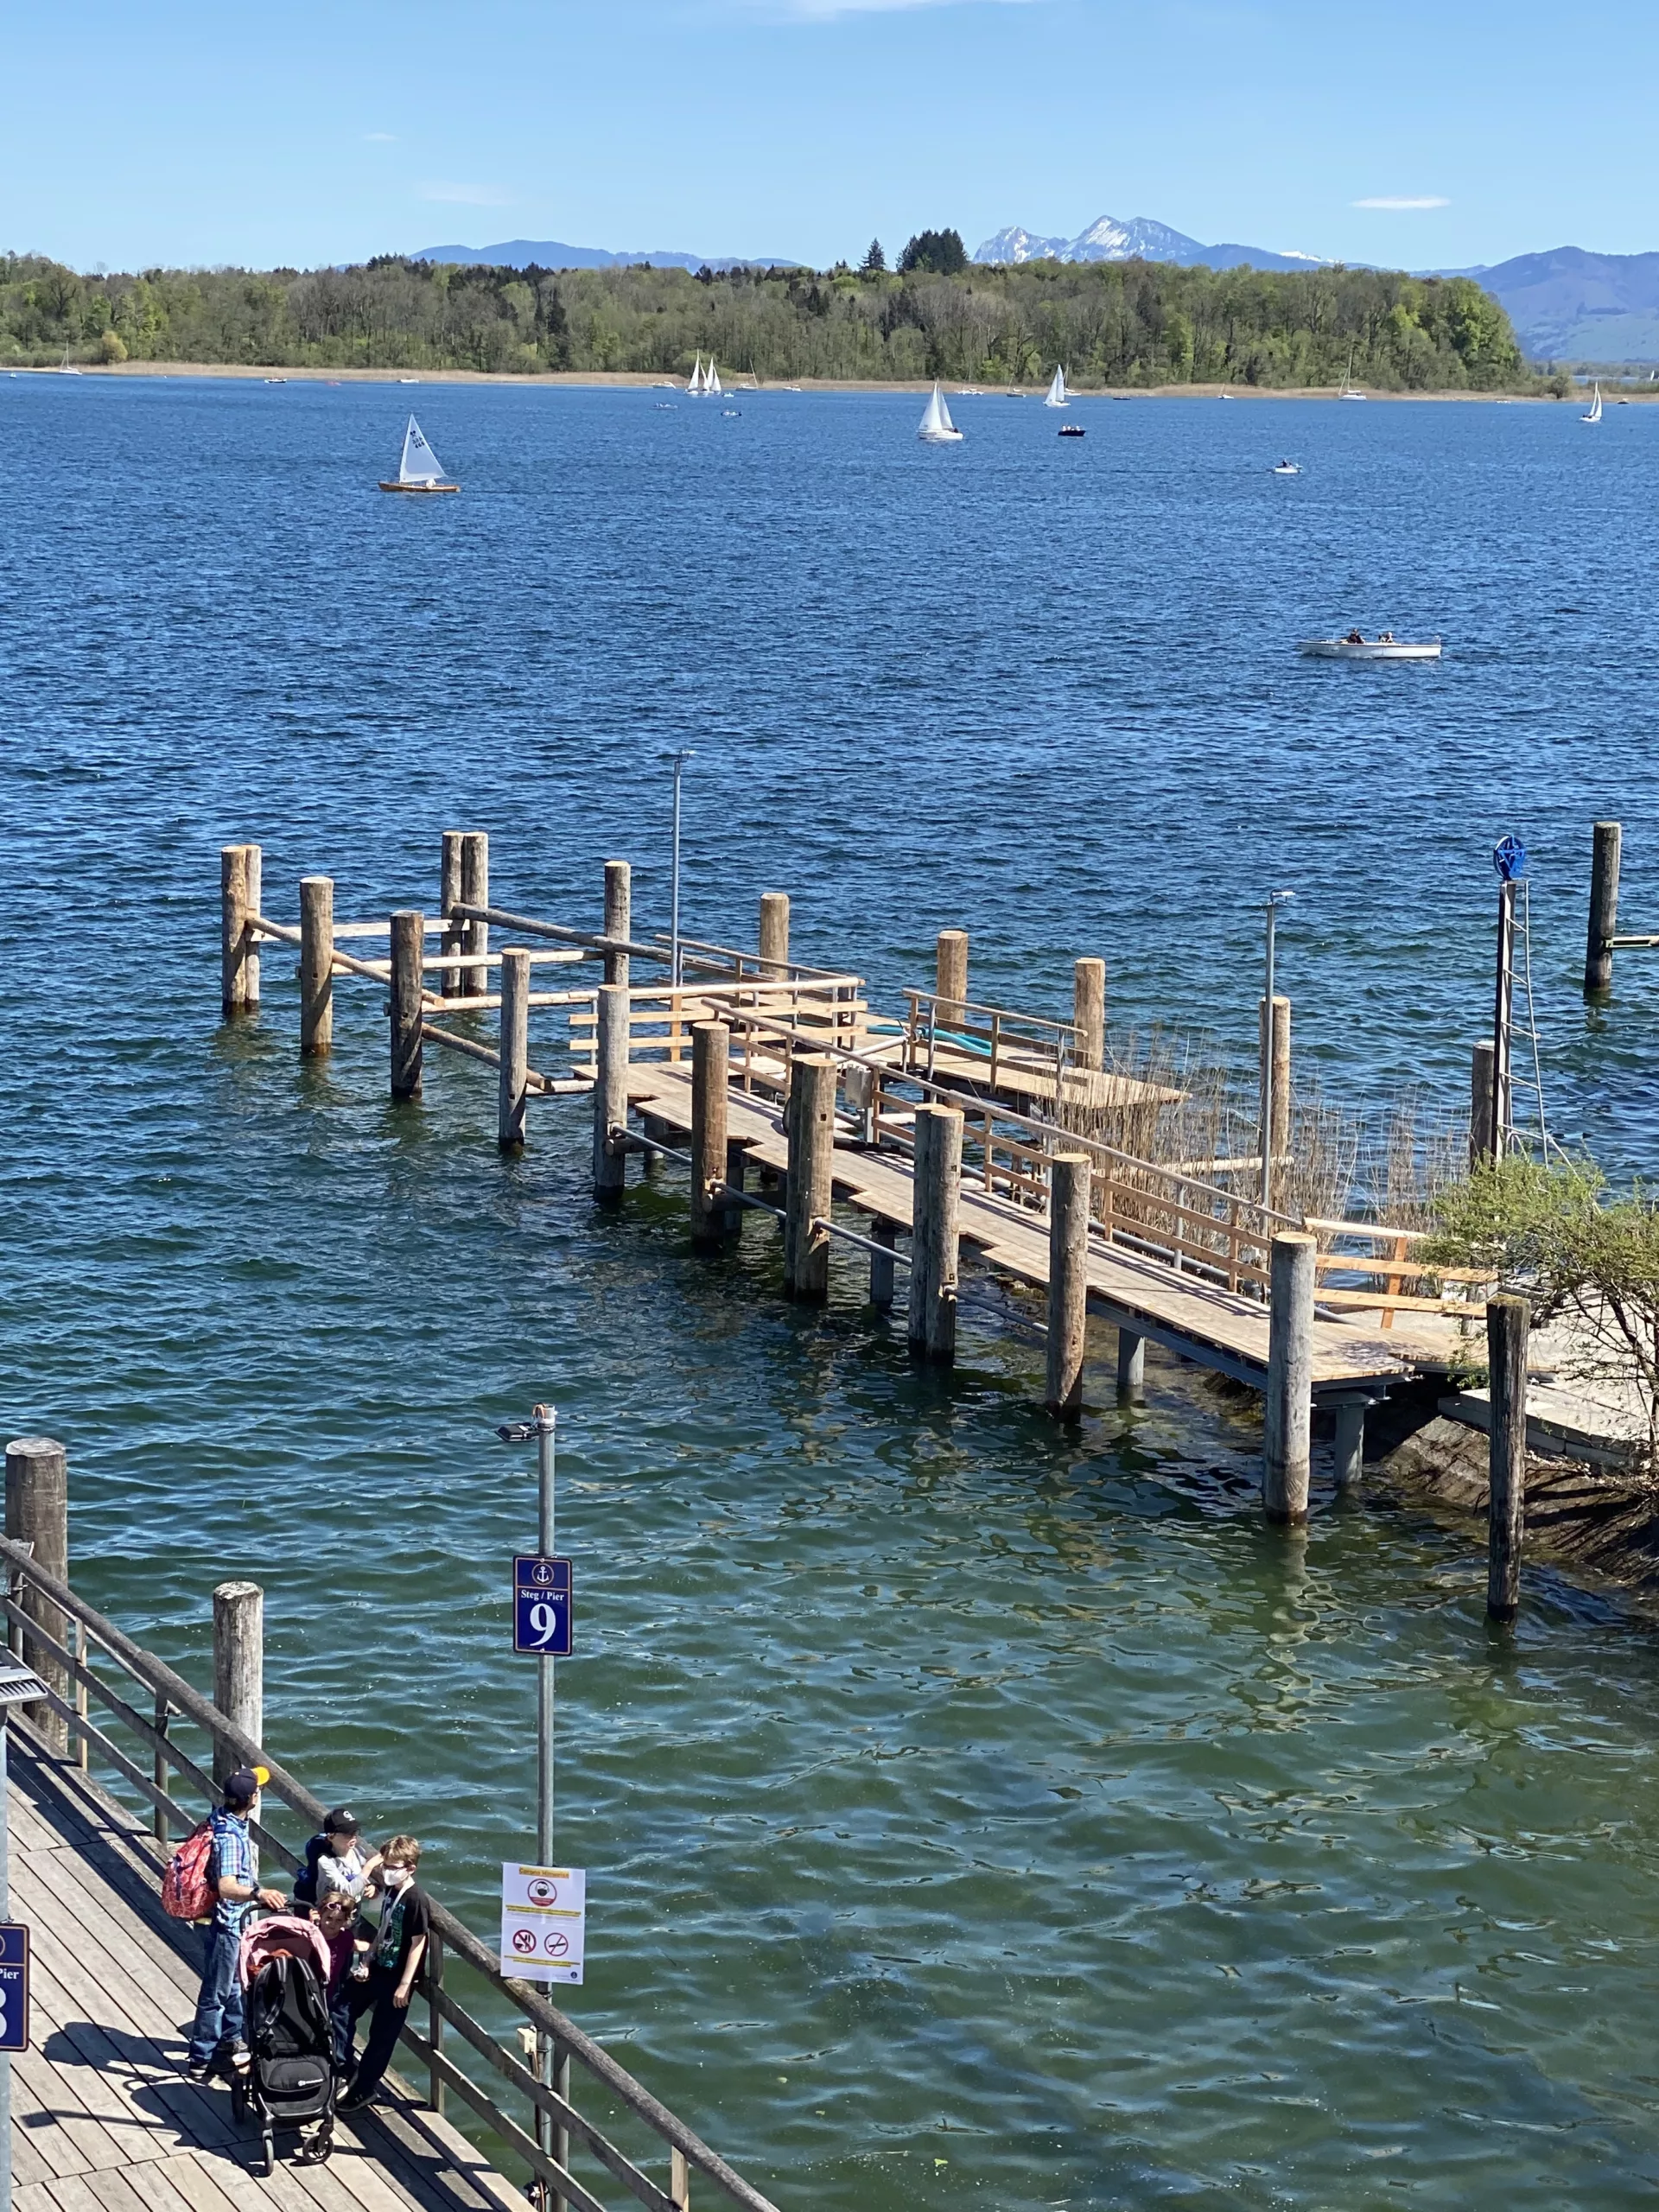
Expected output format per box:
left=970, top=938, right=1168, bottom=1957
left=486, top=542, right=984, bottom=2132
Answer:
left=0, top=250, right=1535, bottom=390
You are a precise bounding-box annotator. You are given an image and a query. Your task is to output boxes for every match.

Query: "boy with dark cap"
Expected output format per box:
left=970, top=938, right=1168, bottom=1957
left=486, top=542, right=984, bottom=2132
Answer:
left=186, top=1766, right=287, bottom=2081
left=292, top=1807, right=379, bottom=1916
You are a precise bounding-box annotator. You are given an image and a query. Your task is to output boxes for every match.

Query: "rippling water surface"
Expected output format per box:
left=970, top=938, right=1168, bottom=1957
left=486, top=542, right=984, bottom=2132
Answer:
left=7, top=376, right=1659, bottom=2209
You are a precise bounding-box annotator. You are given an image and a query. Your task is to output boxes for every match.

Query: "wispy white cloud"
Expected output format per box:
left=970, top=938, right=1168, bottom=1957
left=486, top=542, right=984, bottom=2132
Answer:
left=364, top=131, right=397, bottom=143
left=1353, top=195, right=1450, bottom=210
left=418, top=181, right=514, bottom=206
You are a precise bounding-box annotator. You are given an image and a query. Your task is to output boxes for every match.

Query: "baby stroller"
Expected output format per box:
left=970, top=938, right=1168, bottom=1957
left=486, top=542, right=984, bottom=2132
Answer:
left=233, top=1915, right=338, bottom=2173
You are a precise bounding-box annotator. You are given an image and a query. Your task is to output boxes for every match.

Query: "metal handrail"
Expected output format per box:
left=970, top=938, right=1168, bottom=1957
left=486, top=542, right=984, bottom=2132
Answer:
left=0, top=1535, right=780, bottom=2212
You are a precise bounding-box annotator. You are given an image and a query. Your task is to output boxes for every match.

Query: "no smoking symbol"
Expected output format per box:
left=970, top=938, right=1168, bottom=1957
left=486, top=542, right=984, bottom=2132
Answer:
left=543, top=1932, right=569, bottom=1958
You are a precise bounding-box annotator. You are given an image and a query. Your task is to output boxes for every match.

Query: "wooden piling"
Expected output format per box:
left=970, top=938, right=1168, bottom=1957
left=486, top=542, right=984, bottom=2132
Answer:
left=908, top=1103, right=963, bottom=1360
left=1045, top=1152, right=1091, bottom=1416
left=219, top=843, right=262, bottom=1018
left=499, top=948, right=530, bottom=1150
left=299, top=874, right=334, bottom=1057
left=759, top=893, right=790, bottom=978
left=936, top=931, right=969, bottom=1028
left=212, top=1580, right=264, bottom=1783
left=1585, top=819, right=1621, bottom=996
left=1073, top=959, right=1106, bottom=1073
left=690, top=1022, right=730, bottom=1249
left=604, top=861, right=632, bottom=988
left=869, top=1218, right=897, bottom=1310
left=390, top=911, right=425, bottom=1100
left=594, top=984, right=629, bottom=1198
left=1116, top=1330, right=1146, bottom=1402
left=461, top=831, right=489, bottom=990
left=1333, top=1402, right=1366, bottom=1491
left=1263, top=1231, right=1316, bottom=1522
left=4, top=1436, right=68, bottom=1751
left=1486, top=1292, right=1530, bottom=1622
left=441, top=830, right=465, bottom=998
left=785, top=1054, right=836, bottom=1300
left=1470, top=1039, right=1497, bottom=1165
left=1257, top=994, right=1291, bottom=1209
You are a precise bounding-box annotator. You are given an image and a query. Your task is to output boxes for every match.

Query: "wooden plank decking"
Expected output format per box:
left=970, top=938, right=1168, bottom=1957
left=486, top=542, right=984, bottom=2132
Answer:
left=626, top=1064, right=1454, bottom=1396
left=4, top=1730, right=524, bottom=2212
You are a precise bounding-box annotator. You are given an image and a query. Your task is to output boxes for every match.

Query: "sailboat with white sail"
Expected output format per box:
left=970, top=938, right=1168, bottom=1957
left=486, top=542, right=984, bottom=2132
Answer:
left=687, top=355, right=706, bottom=394
left=1581, top=380, right=1603, bottom=423
left=1338, top=343, right=1366, bottom=400
left=378, top=414, right=459, bottom=493
left=918, top=383, right=963, bottom=444
left=1044, top=365, right=1069, bottom=409
left=706, top=359, right=722, bottom=396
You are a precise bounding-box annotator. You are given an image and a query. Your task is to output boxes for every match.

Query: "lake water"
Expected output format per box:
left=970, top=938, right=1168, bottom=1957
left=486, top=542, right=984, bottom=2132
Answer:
left=7, top=374, right=1659, bottom=2209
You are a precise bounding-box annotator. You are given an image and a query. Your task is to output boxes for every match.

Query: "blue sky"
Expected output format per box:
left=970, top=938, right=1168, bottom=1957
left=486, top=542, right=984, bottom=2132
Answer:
left=3, top=0, right=1653, bottom=272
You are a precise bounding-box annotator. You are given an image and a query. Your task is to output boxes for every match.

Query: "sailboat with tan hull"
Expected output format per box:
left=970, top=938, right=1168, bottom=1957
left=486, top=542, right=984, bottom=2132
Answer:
left=378, top=415, right=459, bottom=493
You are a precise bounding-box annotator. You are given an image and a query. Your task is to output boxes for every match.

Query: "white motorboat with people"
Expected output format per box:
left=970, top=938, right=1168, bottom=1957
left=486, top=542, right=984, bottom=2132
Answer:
left=1271, top=460, right=1301, bottom=474
left=918, top=383, right=963, bottom=443
left=378, top=414, right=459, bottom=493
left=1299, top=629, right=1440, bottom=660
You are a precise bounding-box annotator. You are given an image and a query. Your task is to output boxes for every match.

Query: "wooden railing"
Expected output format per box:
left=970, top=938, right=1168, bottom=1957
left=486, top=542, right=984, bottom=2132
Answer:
left=0, top=1536, right=779, bottom=2212
left=569, top=980, right=868, bottom=1077
left=899, top=988, right=1080, bottom=1103
left=1304, top=1217, right=1493, bottom=1330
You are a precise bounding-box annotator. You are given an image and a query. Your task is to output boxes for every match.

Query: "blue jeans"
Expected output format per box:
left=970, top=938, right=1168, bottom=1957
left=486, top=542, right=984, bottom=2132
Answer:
left=187, top=1917, right=246, bottom=2065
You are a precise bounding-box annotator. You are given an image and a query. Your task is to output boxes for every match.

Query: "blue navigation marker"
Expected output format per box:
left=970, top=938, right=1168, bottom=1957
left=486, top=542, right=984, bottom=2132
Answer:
left=513, top=1555, right=573, bottom=1656
left=1493, top=835, right=1528, bottom=882
left=0, top=1923, right=30, bottom=2052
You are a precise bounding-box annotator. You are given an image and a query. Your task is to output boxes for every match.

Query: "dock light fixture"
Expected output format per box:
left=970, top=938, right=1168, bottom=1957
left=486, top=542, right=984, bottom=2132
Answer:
left=663, top=748, right=696, bottom=987
left=1261, top=890, right=1295, bottom=1212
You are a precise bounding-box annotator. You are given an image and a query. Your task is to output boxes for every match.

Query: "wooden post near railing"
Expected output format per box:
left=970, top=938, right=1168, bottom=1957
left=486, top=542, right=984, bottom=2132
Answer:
left=220, top=843, right=262, bottom=1018
left=441, top=830, right=465, bottom=997
left=671, top=2147, right=690, bottom=2211
left=425, top=1928, right=447, bottom=2117
left=908, top=1103, right=962, bottom=1360
left=691, top=1022, right=730, bottom=1248
left=212, top=1580, right=264, bottom=1785
left=1263, top=1231, right=1315, bottom=1523
left=1471, top=1039, right=1497, bottom=1165
left=1046, top=1153, right=1090, bottom=1415
left=1487, top=1292, right=1530, bottom=1622
left=1585, top=819, right=1621, bottom=996
left=1073, top=959, right=1105, bottom=1073
left=5, top=1436, right=68, bottom=1750
left=299, top=874, right=334, bottom=1057
left=1116, top=1331, right=1146, bottom=1402
left=391, top=910, right=425, bottom=1101
left=1258, top=994, right=1291, bottom=1211
left=936, top=931, right=968, bottom=1028
left=869, top=1219, right=898, bottom=1310
left=594, top=984, right=629, bottom=1198
left=759, top=892, right=790, bottom=978
left=785, top=1055, right=836, bottom=1300
left=604, top=861, right=632, bottom=988
left=499, top=949, right=530, bottom=1149
left=461, top=831, right=489, bottom=988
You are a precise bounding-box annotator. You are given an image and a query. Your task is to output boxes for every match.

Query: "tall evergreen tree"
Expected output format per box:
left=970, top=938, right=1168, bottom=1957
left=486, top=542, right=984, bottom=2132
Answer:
left=861, top=238, right=887, bottom=274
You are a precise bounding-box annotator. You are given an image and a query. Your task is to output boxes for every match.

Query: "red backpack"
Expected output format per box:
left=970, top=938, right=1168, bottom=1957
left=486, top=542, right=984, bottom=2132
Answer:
left=162, top=1821, right=217, bottom=1921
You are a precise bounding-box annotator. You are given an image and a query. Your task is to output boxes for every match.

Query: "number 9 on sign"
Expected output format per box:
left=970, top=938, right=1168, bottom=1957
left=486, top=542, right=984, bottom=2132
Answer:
left=513, top=1557, right=573, bottom=1656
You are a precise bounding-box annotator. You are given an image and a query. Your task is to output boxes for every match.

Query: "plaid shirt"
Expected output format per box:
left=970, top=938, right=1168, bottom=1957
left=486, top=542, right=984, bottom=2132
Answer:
left=208, top=1807, right=257, bottom=1929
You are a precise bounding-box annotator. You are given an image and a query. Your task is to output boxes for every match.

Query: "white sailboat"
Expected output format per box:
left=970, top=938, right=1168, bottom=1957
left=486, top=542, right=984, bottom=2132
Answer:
left=57, top=347, right=81, bottom=377
left=1338, top=343, right=1366, bottom=400
left=706, top=359, right=722, bottom=396
left=1582, top=380, right=1603, bottom=423
left=918, top=382, right=963, bottom=443
left=1044, top=365, right=1069, bottom=409
left=687, top=355, right=706, bottom=394
left=378, top=414, right=459, bottom=493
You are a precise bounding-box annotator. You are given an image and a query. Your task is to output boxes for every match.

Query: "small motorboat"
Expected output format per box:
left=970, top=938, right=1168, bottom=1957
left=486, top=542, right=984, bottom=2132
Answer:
left=721, top=408, right=741, bottom=417
left=655, top=401, right=676, bottom=410
left=1058, top=423, right=1085, bottom=438
left=1299, top=632, right=1441, bottom=661
left=1271, top=460, right=1300, bottom=474
left=378, top=413, right=459, bottom=493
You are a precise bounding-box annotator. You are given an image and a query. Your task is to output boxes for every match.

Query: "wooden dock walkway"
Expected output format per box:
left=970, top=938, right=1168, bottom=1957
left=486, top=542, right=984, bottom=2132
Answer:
left=626, top=1062, right=1427, bottom=1397
left=5, top=1729, right=521, bottom=2212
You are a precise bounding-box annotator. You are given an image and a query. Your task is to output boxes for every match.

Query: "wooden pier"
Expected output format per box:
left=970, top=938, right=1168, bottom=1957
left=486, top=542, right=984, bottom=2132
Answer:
left=220, top=835, right=1504, bottom=1522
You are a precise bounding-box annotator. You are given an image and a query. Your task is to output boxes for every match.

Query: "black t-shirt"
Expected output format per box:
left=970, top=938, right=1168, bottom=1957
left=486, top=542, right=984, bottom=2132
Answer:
left=370, top=1881, right=431, bottom=1980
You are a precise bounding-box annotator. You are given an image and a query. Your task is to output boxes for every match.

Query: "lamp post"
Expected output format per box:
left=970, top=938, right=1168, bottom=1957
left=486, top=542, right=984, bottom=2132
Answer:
left=666, top=749, right=695, bottom=987
left=1261, top=890, right=1295, bottom=1213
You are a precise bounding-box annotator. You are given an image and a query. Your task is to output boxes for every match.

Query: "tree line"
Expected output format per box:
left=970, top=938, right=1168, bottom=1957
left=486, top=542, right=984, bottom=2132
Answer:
left=0, top=248, right=1533, bottom=390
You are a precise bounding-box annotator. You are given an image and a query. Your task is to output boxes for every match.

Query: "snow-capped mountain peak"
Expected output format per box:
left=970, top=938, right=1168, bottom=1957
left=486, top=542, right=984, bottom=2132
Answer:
left=972, top=213, right=1328, bottom=278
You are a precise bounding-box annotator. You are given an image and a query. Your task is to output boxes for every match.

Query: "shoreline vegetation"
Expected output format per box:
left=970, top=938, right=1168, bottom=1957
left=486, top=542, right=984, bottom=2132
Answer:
left=0, top=249, right=1575, bottom=395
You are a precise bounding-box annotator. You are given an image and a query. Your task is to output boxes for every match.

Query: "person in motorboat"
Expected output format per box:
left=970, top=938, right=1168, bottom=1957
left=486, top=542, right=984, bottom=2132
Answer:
left=1344, top=628, right=1364, bottom=644
left=1378, top=630, right=1395, bottom=643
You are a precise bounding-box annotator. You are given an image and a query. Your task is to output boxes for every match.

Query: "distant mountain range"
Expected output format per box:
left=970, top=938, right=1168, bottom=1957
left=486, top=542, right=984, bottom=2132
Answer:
left=414, top=238, right=800, bottom=272
left=973, top=214, right=1326, bottom=276
left=414, top=228, right=1659, bottom=363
